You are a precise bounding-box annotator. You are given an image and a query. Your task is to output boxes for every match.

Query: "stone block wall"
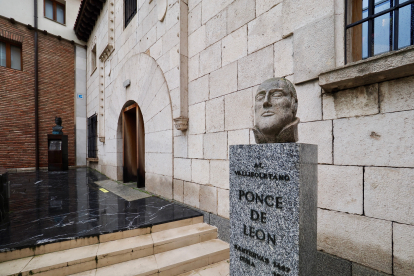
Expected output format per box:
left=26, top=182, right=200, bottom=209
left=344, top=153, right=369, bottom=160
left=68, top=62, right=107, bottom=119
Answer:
left=0, top=17, right=76, bottom=169
left=314, top=75, right=414, bottom=275
left=182, top=0, right=340, bottom=224
left=186, top=0, right=414, bottom=274
left=85, top=0, right=414, bottom=274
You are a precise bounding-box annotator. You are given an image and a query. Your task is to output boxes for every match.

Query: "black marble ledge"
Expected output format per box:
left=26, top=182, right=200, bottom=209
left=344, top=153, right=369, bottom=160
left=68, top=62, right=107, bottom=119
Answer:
left=0, top=168, right=201, bottom=252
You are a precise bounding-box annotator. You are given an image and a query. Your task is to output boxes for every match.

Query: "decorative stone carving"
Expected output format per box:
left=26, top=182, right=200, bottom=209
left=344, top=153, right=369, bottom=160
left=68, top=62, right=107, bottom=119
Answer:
left=99, top=44, right=114, bottom=62
left=252, top=78, right=299, bottom=144
left=174, top=117, right=189, bottom=131
left=158, top=0, right=168, bottom=22
left=99, top=1, right=115, bottom=63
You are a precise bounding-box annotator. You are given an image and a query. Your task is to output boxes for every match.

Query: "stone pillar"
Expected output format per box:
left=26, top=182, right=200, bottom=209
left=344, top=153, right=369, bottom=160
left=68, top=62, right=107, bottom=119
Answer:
left=75, top=45, right=87, bottom=166
left=229, top=143, right=317, bottom=276
left=173, top=0, right=189, bottom=131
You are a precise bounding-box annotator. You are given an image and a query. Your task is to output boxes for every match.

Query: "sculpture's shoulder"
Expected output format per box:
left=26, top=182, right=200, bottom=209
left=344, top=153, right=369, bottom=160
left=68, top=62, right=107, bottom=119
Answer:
left=275, top=117, right=299, bottom=143
left=252, top=128, right=268, bottom=144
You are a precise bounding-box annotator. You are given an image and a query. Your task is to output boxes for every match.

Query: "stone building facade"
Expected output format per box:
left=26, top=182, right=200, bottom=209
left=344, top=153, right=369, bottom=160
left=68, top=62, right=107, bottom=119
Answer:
left=0, top=1, right=87, bottom=169
left=80, top=0, right=414, bottom=275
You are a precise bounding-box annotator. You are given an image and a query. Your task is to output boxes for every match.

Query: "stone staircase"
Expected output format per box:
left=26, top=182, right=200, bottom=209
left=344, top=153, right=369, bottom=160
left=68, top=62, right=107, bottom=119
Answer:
left=0, top=216, right=230, bottom=276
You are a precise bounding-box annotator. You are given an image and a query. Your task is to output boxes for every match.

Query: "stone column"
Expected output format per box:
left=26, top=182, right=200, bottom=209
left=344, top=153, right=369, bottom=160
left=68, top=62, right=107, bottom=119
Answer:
left=173, top=0, right=189, bottom=131
left=229, top=143, right=317, bottom=276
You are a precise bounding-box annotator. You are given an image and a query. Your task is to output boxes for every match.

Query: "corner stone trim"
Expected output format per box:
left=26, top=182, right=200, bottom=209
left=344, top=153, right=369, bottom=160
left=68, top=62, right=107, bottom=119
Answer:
left=0, top=30, right=23, bottom=43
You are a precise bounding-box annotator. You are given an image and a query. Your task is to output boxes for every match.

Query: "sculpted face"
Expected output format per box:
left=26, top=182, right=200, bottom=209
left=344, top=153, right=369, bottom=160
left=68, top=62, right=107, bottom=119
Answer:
left=254, top=78, right=297, bottom=137
left=55, top=117, right=62, bottom=126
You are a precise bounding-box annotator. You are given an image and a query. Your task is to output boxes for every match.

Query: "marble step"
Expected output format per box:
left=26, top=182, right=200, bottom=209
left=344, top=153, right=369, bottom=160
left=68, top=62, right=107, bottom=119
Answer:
left=0, top=220, right=218, bottom=276
left=71, top=239, right=230, bottom=276
left=178, top=259, right=230, bottom=276
left=97, top=223, right=218, bottom=268
left=0, top=216, right=203, bottom=263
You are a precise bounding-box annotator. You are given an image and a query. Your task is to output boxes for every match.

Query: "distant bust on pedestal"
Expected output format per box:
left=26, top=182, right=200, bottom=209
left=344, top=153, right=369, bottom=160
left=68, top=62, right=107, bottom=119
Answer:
left=52, top=117, right=64, bottom=135
left=253, top=78, right=299, bottom=144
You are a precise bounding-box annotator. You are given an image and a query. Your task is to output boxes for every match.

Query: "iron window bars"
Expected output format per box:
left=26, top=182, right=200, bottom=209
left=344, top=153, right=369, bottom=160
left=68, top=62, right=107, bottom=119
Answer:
left=345, top=0, right=414, bottom=64
left=124, top=0, right=137, bottom=28
left=88, top=114, right=98, bottom=158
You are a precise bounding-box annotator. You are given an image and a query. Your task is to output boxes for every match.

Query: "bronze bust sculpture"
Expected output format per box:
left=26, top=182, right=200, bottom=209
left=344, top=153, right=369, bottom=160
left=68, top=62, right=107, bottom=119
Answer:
left=252, top=78, right=299, bottom=144
left=52, top=117, right=64, bottom=135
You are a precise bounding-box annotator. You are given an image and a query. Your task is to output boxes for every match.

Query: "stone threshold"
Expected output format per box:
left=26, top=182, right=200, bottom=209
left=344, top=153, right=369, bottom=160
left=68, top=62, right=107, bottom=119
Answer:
left=86, top=158, right=99, bottom=162
left=95, top=179, right=151, bottom=201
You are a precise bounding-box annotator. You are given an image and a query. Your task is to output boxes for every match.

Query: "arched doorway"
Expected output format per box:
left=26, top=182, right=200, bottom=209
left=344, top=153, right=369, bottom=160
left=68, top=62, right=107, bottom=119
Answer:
left=122, top=102, right=145, bottom=187
left=107, top=53, right=174, bottom=199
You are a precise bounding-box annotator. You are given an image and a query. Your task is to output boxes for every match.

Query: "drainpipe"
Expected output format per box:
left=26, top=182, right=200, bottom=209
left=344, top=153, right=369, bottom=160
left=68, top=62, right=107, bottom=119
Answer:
left=34, top=0, right=39, bottom=170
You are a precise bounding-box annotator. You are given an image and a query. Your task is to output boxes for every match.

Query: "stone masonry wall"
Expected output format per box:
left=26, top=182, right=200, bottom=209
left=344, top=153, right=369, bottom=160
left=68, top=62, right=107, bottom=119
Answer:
left=179, top=0, right=340, bottom=224
left=85, top=0, right=414, bottom=275
left=314, top=75, right=414, bottom=276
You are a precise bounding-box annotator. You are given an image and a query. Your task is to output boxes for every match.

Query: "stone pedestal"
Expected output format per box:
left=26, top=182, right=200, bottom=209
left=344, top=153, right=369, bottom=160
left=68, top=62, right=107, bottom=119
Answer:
left=47, top=134, right=68, bottom=171
left=0, top=167, right=9, bottom=223
left=229, top=143, right=317, bottom=276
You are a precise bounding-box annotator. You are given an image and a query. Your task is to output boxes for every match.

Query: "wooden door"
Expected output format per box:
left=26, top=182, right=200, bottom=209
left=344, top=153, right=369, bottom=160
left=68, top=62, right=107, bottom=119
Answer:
left=122, top=103, right=145, bottom=187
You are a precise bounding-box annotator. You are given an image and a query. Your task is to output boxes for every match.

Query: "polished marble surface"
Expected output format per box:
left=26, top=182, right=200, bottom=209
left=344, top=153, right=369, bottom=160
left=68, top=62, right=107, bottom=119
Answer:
left=0, top=168, right=201, bottom=252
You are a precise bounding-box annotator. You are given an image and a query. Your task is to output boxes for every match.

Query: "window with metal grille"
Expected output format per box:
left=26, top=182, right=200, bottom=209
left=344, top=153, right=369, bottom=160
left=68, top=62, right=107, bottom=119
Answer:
left=124, top=0, right=137, bottom=28
left=345, top=0, right=414, bottom=64
left=88, top=114, right=98, bottom=158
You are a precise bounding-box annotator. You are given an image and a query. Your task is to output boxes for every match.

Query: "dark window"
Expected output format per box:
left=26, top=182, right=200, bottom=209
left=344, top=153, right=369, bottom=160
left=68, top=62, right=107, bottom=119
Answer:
left=125, top=0, right=137, bottom=28
left=88, top=114, right=98, bottom=158
left=345, top=0, right=414, bottom=63
left=0, top=40, right=22, bottom=70
left=45, top=0, right=65, bottom=24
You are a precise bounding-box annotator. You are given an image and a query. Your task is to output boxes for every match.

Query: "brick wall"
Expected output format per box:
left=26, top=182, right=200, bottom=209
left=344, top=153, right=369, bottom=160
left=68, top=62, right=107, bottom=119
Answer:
left=0, top=18, right=76, bottom=169
left=38, top=32, right=75, bottom=168
left=0, top=18, right=36, bottom=168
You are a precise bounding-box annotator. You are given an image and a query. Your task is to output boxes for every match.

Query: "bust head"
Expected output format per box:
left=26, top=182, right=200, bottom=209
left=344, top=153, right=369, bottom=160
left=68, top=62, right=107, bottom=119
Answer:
left=55, top=117, right=62, bottom=126
left=253, top=78, right=299, bottom=143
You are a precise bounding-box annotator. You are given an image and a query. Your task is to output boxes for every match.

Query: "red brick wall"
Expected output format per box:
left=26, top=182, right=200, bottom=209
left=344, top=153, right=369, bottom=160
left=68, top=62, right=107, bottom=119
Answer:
left=0, top=18, right=76, bottom=169
left=37, top=31, right=75, bottom=168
